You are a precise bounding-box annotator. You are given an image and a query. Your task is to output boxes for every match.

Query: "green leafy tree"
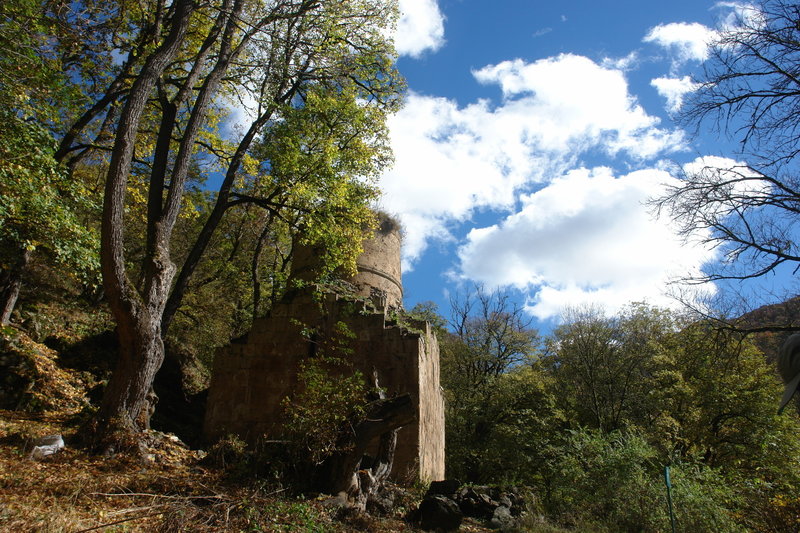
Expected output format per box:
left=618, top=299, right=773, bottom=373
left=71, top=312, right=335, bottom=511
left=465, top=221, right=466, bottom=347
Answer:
left=542, top=429, right=743, bottom=533
left=164, top=195, right=277, bottom=364
left=547, top=303, right=677, bottom=432
left=545, top=304, right=800, bottom=530
left=668, top=324, right=800, bottom=473
left=440, top=285, right=542, bottom=481
left=450, top=364, right=563, bottom=485
left=665, top=323, right=800, bottom=531
left=0, top=112, right=99, bottom=325
left=41, top=0, right=403, bottom=448
left=406, top=301, right=448, bottom=333
left=0, top=0, right=106, bottom=324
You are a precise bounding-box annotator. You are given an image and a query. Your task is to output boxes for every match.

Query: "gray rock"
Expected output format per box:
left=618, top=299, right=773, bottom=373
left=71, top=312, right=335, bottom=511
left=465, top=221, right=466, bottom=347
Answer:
left=321, top=491, right=350, bottom=509
left=489, top=505, right=515, bottom=530
left=417, top=495, right=463, bottom=532
left=499, top=494, right=513, bottom=509
left=427, top=479, right=461, bottom=497
left=458, top=486, right=498, bottom=519
left=29, top=434, right=64, bottom=460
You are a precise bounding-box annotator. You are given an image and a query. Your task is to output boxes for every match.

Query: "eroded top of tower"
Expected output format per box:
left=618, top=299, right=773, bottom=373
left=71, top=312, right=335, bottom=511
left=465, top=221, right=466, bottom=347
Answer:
left=290, top=212, right=403, bottom=310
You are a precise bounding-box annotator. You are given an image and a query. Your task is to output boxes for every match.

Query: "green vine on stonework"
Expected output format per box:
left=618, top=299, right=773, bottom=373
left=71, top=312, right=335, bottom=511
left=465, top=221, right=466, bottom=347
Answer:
left=282, top=327, right=366, bottom=465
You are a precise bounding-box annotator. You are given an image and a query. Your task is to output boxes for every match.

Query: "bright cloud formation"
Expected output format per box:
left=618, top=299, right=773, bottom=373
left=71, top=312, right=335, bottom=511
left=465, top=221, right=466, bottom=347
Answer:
left=644, top=22, right=717, bottom=67
left=651, top=76, right=700, bottom=113
left=472, top=55, right=685, bottom=158
left=380, top=54, right=685, bottom=264
left=378, top=8, right=736, bottom=320
left=455, top=167, right=718, bottom=319
left=716, top=2, right=762, bottom=32
left=395, top=0, right=445, bottom=57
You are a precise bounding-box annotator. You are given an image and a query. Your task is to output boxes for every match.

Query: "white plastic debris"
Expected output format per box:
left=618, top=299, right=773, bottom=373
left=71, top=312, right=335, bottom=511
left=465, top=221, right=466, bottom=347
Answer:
left=29, top=434, right=64, bottom=460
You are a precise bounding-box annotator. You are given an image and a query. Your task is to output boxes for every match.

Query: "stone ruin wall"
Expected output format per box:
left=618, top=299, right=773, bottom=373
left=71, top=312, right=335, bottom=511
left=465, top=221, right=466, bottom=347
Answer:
left=414, top=321, right=445, bottom=480
left=203, top=219, right=445, bottom=482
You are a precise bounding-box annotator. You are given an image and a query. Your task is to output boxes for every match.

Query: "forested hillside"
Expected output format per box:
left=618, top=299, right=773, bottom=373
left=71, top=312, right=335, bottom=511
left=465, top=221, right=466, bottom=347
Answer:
left=3, top=0, right=800, bottom=531
left=418, top=290, right=800, bottom=531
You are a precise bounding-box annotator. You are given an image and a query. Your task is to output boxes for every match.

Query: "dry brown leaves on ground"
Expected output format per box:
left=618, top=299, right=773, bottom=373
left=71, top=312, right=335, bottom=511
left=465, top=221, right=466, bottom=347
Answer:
left=0, top=410, right=466, bottom=532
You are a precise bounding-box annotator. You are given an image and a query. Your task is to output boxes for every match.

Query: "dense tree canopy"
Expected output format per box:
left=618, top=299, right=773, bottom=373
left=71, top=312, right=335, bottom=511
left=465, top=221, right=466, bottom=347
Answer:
left=435, top=297, right=800, bottom=530
left=0, top=0, right=103, bottom=324
left=0, top=112, right=99, bottom=324
left=435, top=286, right=542, bottom=482
left=4, top=1, right=800, bottom=529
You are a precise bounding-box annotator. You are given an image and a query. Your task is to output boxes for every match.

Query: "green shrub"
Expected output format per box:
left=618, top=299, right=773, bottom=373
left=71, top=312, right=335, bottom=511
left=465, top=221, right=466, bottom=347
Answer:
left=542, top=429, right=742, bottom=532
left=282, top=355, right=366, bottom=466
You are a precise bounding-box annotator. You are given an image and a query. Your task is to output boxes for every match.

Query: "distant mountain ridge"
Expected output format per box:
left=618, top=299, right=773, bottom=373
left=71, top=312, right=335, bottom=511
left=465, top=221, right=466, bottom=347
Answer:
left=736, top=296, right=800, bottom=363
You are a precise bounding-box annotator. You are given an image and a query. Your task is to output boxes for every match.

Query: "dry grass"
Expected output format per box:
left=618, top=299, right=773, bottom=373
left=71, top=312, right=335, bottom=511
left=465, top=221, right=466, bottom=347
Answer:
left=0, top=329, right=493, bottom=532
left=1, top=412, right=215, bottom=531
left=0, top=410, right=443, bottom=532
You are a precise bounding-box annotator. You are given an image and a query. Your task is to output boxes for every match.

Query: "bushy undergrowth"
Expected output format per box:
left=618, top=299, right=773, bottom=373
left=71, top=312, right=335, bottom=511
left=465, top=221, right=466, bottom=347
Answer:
left=540, top=430, right=742, bottom=532
left=282, top=354, right=367, bottom=467
left=441, top=299, right=800, bottom=532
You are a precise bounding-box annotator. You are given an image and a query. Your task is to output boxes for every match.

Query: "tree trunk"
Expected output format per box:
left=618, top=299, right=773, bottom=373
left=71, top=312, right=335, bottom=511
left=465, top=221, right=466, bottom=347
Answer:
left=93, top=310, right=166, bottom=450
left=91, top=0, right=194, bottom=450
left=320, top=393, right=415, bottom=510
left=160, top=103, right=278, bottom=335
left=251, top=221, right=273, bottom=318
left=0, top=248, right=32, bottom=326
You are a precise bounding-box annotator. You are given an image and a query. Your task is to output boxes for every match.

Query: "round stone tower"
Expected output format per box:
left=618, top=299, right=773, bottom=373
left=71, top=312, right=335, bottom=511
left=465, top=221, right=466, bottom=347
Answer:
left=348, top=213, right=403, bottom=310
left=289, top=213, right=403, bottom=310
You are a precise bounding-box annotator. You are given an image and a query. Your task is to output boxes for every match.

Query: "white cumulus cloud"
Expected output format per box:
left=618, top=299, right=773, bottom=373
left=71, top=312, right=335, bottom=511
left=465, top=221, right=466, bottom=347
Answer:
left=651, top=75, right=700, bottom=113
left=644, top=22, right=717, bottom=67
left=455, top=167, right=718, bottom=319
left=380, top=54, right=685, bottom=266
left=601, top=51, right=639, bottom=71
left=472, top=55, right=685, bottom=158
left=715, top=2, right=762, bottom=32
left=395, top=0, right=445, bottom=57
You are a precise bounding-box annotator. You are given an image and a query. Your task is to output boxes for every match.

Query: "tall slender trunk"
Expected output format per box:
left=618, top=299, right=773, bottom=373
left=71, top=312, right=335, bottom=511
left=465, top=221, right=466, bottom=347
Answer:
left=0, top=248, right=32, bottom=326
left=93, top=0, right=194, bottom=447
left=251, top=218, right=274, bottom=318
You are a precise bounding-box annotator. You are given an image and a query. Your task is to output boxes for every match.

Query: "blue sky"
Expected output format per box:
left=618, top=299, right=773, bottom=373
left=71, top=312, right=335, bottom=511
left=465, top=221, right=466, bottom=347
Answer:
left=378, top=0, right=778, bottom=327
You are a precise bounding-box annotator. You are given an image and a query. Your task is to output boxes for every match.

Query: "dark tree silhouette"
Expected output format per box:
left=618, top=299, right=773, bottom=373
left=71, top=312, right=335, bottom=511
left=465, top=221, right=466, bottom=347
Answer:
left=656, top=0, right=800, bottom=287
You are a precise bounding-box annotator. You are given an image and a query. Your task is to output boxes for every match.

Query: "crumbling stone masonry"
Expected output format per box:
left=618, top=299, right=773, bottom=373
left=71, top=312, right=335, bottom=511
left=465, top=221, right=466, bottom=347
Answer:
left=203, top=219, right=445, bottom=482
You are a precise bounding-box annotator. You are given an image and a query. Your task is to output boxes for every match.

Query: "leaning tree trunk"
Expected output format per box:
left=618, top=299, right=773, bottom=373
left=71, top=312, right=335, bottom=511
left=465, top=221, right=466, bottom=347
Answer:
left=94, top=0, right=250, bottom=448
left=320, top=392, right=416, bottom=510
left=0, top=247, right=31, bottom=326
left=90, top=0, right=194, bottom=450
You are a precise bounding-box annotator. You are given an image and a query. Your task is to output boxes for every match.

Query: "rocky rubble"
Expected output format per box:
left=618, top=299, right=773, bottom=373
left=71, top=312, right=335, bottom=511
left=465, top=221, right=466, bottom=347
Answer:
left=409, top=480, right=527, bottom=531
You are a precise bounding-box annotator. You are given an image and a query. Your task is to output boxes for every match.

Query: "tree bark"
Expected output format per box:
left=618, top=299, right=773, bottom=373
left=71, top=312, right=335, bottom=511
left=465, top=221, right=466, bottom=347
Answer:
left=96, top=0, right=294, bottom=444
left=0, top=247, right=32, bottom=326
left=160, top=103, right=279, bottom=334
left=319, top=393, right=415, bottom=510
left=251, top=222, right=272, bottom=318
left=93, top=0, right=195, bottom=448
left=160, top=16, right=315, bottom=335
